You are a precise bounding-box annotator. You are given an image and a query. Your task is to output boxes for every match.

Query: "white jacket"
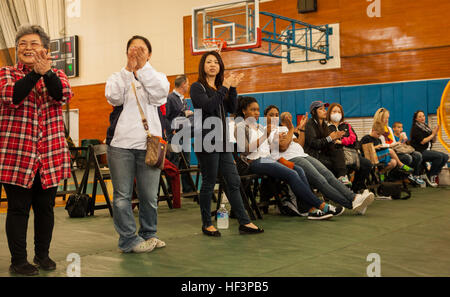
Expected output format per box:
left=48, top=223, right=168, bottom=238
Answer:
left=105, top=62, right=169, bottom=150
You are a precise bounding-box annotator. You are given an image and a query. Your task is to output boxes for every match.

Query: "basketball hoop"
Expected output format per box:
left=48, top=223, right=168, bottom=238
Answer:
left=202, top=38, right=227, bottom=53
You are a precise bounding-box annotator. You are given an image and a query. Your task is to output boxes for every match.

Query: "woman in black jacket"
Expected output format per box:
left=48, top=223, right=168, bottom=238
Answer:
left=190, top=51, right=263, bottom=236
left=304, top=101, right=351, bottom=186
left=410, top=110, right=448, bottom=187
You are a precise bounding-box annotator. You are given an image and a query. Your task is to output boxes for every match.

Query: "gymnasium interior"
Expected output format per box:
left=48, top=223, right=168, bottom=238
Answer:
left=0, top=0, right=450, bottom=278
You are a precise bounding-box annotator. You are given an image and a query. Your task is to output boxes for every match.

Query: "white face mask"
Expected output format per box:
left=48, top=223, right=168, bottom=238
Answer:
left=330, top=113, right=342, bottom=123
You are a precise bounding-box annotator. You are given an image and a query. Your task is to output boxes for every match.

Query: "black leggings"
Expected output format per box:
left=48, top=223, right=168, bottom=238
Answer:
left=318, top=148, right=348, bottom=178
left=3, top=174, right=57, bottom=265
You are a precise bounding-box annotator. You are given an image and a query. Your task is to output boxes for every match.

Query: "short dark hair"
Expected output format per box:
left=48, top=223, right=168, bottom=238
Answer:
left=126, top=35, right=152, bottom=53
left=393, top=121, right=403, bottom=128
left=174, top=75, right=187, bottom=88
left=197, top=51, right=224, bottom=90
left=263, top=105, right=279, bottom=116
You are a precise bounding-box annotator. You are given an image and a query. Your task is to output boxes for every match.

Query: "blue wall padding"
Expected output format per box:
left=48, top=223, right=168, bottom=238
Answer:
left=185, top=78, right=449, bottom=165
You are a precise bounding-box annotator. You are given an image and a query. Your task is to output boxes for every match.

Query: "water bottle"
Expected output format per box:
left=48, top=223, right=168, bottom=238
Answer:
left=217, top=204, right=229, bottom=229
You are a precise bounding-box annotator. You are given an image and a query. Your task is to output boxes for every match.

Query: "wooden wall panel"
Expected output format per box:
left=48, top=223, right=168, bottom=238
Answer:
left=183, top=0, right=450, bottom=92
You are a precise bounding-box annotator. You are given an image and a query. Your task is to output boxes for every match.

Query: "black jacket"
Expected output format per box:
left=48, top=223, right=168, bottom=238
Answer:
left=304, top=118, right=334, bottom=159
left=190, top=81, right=237, bottom=151
left=410, top=123, right=433, bottom=152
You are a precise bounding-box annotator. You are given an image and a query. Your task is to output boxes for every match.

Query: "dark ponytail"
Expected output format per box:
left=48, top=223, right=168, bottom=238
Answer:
left=237, top=96, right=258, bottom=118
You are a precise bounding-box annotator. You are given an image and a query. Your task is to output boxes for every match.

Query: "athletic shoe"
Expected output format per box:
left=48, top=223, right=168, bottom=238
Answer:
left=326, top=204, right=345, bottom=216
left=430, top=175, right=439, bottom=187
left=413, top=175, right=426, bottom=186
left=423, top=174, right=438, bottom=188
left=338, top=175, right=352, bottom=187
left=131, top=240, right=157, bottom=253
left=307, top=209, right=333, bottom=220
left=358, top=190, right=374, bottom=215
left=147, top=237, right=166, bottom=248
left=352, top=191, right=374, bottom=214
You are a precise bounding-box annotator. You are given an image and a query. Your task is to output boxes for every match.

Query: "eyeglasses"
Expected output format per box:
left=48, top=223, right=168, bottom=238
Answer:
left=17, top=41, right=42, bottom=49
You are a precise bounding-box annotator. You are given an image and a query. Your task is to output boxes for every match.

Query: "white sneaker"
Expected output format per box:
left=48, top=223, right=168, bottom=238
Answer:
left=357, top=190, right=370, bottom=215
left=422, top=174, right=437, bottom=188
left=147, top=237, right=166, bottom=249
left=352, top=190, right=374, bottom=214
left=131, top=240, right=157, bottom=253
left=430, top=175, right=439, bottom=187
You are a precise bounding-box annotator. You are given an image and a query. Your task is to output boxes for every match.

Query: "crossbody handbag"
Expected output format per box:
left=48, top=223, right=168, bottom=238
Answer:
left=131, top=82, right=167, bottom=170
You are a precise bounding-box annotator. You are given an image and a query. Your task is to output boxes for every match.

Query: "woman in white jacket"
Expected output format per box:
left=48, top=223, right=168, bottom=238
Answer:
left=105, top=36, right=170, bottom=253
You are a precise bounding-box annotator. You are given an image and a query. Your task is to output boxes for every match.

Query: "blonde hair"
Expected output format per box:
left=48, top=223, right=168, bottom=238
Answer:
left=373, top=108, right=389, bottom=134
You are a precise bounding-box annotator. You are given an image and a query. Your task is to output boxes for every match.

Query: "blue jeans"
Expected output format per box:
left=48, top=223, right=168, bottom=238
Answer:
left=421, top=150, right=449, bottom=177
left=398, top=151, right=422, bottom=176
left=107, top=146, right=161, bottom=252
left=249, top=158, right=323, bottom=209
left=289, top=156, right=355, bottom=209
left=196, top=152, right=251, bottom=228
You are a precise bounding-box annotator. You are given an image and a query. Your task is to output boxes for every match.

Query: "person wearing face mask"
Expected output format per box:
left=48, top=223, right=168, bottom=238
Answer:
left=304, top=101, right=351, bottom=186
left=327, top=103, right=373, bottom=193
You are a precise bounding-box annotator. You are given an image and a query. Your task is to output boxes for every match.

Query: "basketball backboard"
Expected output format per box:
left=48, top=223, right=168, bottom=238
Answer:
left=191, top=0, right=261, bottom=55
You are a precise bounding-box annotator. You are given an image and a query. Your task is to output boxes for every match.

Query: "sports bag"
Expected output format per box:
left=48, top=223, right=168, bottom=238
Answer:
left=65, top=193, right=92, bottom=218
left=377, top=182, right=411, bottom=200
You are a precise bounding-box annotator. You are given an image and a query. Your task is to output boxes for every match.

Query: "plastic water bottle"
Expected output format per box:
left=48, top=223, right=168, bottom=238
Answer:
left=217, top=204, right=229, bottom=229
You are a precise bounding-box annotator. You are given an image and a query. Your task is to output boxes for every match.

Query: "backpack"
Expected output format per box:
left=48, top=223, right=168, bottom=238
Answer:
left=377, top=181, right=411, bottom=200
left=65, top=193, right=92, bottom=218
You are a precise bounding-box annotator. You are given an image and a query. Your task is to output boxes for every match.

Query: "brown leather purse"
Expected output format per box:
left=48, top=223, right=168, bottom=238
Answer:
left=131, top=83, right=167, bottom=170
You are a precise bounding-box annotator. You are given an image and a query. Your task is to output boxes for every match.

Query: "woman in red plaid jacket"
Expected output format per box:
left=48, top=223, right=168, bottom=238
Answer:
left=0, top=25, right=73, bottom=276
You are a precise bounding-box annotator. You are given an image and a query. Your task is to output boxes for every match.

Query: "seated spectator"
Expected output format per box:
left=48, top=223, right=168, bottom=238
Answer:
left=373, top=108, right=424, bottom=185
left=327, top=103, right=373, bottom=193
left=360, top=128, right=398, bottom=182
left=410, top=110, right=449, bottom=187
left=235, top=97, right=342, bottom=220
left=304, top=101, right=351, bottom=186
left=265, top=106, right=374, bottom=215
left=392, top=122, right=408, bottom=143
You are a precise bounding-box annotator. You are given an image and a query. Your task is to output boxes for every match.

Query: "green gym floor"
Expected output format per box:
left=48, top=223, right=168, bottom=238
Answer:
left=1, top=184, right=449, bottom=277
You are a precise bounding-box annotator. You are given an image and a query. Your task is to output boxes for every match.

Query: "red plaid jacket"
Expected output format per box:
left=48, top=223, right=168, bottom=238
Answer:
left=0, top=63, right=73, bottom=189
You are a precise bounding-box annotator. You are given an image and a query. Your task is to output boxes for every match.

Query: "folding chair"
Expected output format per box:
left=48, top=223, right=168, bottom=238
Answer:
left=89, top=144, right=113, bottom=217
left=178, top=151, right=200, bottom=201
left=211, top=151, right=263, bottom=220
left=55, top=146, right=83, bottom=201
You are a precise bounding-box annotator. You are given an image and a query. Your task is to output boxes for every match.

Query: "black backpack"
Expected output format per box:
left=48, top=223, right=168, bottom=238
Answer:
left=377, top=181, right=411, bottom=200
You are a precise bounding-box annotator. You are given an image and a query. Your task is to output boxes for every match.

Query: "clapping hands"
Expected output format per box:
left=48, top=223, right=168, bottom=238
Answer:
left=223, top=73, right=245, bottom=89
left=32, top=49, right=52, bottom=75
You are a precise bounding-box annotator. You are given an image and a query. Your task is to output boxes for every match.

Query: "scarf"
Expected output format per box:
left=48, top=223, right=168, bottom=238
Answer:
left=415, top=121, right=432, bottom=134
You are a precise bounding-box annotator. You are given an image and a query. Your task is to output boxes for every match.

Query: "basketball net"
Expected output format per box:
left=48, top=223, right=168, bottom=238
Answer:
left=202, top=38, right=227, bottom=54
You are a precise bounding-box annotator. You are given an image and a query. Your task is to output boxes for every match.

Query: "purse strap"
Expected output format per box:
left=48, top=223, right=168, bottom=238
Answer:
left=131, top=82, right=152, bottom=138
